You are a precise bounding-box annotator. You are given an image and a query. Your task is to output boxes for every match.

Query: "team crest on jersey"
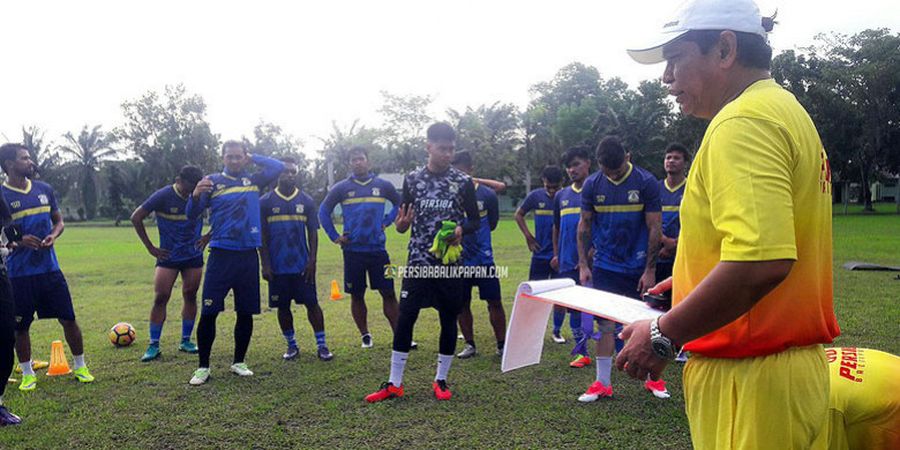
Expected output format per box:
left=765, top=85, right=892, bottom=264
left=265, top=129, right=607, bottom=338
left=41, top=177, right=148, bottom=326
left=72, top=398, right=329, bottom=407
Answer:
left=217, top=184, right=226, bottom=190
left=348, top=191, right=355, bottom=197
left=627, top=190, right=640, bottom=203
left=538, top=202, right=545, bottom=208
left=242, top=178, right=251, bottom=186
left=38, top=194, right=48, bottom=205
left=562, top=200, right=569, bottom=207
left=596, top=195, right=605, bottom=203
left=273, top=207, right=281, bottom=214
left=372, top=187, right=380, bottom=196
left=477, top=200, right=484, bottom=211
left=10, top=201, right=20, bottom=209
left=170, top=207, right=178, bottom=213
left=296, top=204, right=304, bottom=214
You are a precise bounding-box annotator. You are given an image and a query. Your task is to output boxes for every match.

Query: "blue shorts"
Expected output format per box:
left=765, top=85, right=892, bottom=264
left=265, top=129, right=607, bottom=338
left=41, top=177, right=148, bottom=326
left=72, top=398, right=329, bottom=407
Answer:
left=343, top=250, right=394, bottom=294
left=201, top=248, right=260, bottom=316
left=12, top=271, right=75, bottom=330
left=556, top=269, right=580, bottom=285
left=463, top=269, right=502, bottom=303
left=157, top=255, right=204, bottom=271
left=529, top=257, right=555, bottom=280
left=591, top=267, right=641, bottom=300
left=268, top=274, right=318, bottom=308
left=655, top=261, right=674, bottom=283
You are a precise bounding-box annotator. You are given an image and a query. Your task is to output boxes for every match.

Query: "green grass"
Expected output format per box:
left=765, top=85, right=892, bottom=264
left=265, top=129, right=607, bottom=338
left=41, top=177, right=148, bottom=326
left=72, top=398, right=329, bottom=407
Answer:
left=2, top=214, right=898, bottom=449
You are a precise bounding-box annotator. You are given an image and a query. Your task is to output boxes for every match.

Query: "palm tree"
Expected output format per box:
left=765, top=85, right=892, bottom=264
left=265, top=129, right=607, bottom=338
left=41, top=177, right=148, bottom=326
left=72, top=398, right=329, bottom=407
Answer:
left=58, top=125, right=118, bottom=220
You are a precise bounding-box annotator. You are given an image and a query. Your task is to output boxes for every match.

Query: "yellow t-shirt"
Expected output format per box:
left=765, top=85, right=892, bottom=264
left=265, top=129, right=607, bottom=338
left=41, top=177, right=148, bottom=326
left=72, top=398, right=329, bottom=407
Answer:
left=672, top=78, right=840, bottom=358
left=821, top=348, right=900, bottom=449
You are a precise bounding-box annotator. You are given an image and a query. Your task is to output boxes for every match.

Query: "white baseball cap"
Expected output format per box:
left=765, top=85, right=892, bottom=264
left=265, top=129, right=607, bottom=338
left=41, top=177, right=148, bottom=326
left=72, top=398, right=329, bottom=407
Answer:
left=627, top=0, right=768, bottom=65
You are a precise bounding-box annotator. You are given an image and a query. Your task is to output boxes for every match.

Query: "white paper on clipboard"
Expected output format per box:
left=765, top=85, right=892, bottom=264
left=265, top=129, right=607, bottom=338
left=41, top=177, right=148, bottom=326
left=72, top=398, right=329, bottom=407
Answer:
left=501, top=280, right=663, bottom=373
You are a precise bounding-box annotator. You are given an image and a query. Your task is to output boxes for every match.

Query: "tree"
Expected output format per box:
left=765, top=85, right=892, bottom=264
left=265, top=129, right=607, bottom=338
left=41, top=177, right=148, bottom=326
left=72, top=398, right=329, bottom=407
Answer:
left=448, top=102, right=522, bottom=182
left=376, top=91, right=434, bottom=174
left=18, top=126, right=74, bottom=199
left=58, top=125, right=117, bottom=220
left=117, top=84, right=220, bottom=196
left=315, top=120, right=384, bottom=196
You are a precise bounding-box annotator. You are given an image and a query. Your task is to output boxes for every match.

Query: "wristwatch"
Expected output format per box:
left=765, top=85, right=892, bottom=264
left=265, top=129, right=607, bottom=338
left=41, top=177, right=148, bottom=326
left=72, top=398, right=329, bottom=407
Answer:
left=650, top=317, right=680, bottom=360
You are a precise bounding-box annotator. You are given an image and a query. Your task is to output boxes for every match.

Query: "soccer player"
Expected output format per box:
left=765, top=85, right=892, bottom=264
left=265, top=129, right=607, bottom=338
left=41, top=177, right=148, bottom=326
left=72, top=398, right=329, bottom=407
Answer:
left=552, top=146, right=592, bottom=366
left=620, top=1, right=840, bottom=448
left=816, top=347, right=900, bottom=450
left=365, top=123, right=480, bottom=402
left=0, top=181, right=20, bottom=425
left=131, top=165, right=208, bottom=362
left=318, top=146, right=402, bottom=349
left=451, top=151, right=505, bottom=359
left=576, top=136, right=666, bottom=402
left=260, top=157, right=333, bottom=362
left=186, top=141, right=284, bottom=385
left=0, top=143, right=94, bottom=391
left=516, top=166, right=571, bottom=343
left=657, top=143, right=689, bottom=284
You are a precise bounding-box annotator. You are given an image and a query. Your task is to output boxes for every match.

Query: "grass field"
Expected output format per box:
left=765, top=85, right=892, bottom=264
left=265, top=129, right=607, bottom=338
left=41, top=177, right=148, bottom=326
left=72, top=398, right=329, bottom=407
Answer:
left=2, top=209, right=898, bottom=449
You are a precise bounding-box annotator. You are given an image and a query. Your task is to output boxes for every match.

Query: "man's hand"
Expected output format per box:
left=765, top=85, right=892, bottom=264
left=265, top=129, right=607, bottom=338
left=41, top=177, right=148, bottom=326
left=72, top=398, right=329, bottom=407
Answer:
left=303, top=259, right=316, bottom=284
left=525, top=235, right=539, bottom=253
left=261, top=265, right=273, bottom=282
left=195, top=233, right=211, bottom=251
left=334, top=235, right=350, bottom=247
left=615, top=319, right=669, bottom=381
left=550, top=256, right=559, bottom=271
left=395, top=203, right=414, bottom=232
left=444, top=226, right=463, bottom=246
left=660, top=237, right=677, bottom=259
left=147, top=245, right=171, bottom=260
left=40, top=235, right=56, bottom=248
left=579, top=264, right=592, bottom=286
left=192, top=177, right=214, bottom=198
left=637, top=270, right=656, bottom=294
left=20, top=235, right=42, bottom=250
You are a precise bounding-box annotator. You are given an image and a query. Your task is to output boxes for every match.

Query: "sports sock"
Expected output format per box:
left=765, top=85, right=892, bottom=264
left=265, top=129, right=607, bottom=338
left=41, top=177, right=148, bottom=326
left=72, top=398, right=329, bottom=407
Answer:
left=149, top=322, right=163, bottom=345
left=73, top=354, right=86, bottom=370
left=314, top=331, right=326, bottom=348
left=197, top=313, right=218, bottom=368
left=182, top=319, right=195, bottom=341
left=389, top=350, right=408, bottom=386
left=20, top=360, right=34, bottom=376
left=435, top=353, right=453, bottom=381
left=233, top=314, right=253, bottom=364
left=569, top=311, right=583, bottom=340
left=595, top=357, right=612, bottom=386
left=496, top=340, right=505, bottom=351
left=283, top=329, right=297, bottom=348
left=552, top=308, right=565, bottom=334
left=465, top=340, right=476, bottom=348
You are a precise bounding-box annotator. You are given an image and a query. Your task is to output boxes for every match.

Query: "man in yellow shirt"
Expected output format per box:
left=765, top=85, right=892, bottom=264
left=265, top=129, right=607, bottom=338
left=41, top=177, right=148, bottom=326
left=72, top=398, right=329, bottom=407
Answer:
left=618, top=0, right=840, bottom=448
left=817, top=348, right=900, bottom=450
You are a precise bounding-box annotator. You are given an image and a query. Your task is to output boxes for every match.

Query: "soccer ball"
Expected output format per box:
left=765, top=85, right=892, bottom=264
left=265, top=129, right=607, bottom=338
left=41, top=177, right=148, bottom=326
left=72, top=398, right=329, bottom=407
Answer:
left=109, top=322, right=136, bottom=347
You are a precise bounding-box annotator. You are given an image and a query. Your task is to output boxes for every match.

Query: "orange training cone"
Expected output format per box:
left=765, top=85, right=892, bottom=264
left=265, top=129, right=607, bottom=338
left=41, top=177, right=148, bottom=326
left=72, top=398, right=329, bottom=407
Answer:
left=47, top=340, right=72, bottom=376
left=330, top=279, right=342, bottom=301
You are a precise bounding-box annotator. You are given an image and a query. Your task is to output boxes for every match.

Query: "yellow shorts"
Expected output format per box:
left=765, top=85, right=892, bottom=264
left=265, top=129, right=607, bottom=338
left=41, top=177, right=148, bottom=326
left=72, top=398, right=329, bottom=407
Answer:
left=683, top=344, right=829, bottom=450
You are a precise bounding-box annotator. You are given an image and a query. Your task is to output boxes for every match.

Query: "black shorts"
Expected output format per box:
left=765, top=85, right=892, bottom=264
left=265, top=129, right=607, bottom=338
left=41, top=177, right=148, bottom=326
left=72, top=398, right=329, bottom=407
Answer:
left=655, top=261, right=674, bottom=283
left=268, top=274, right=318, bottom=308
left=12, top=271, right=75, bottom=330
left=343, top=250, right=394, bottom=294
left=529, top=257, right=555, bottom=280
left=399, top=277, right=464, bottom=316
left=157, top=256, right=204, bottom=270
left=201, top=248, right=260, bottom=316
left=463, top=270, right=502, bottom=303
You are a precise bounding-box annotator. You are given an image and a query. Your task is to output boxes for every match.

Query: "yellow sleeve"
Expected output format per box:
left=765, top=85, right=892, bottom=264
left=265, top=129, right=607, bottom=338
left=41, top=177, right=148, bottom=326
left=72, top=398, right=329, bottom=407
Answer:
left=702, top=117, right=798, bottom=262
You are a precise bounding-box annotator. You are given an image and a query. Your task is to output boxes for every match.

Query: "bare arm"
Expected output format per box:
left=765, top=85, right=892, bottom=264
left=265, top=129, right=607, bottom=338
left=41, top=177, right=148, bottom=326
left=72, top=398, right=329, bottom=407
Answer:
left=259, top=224, right=272, bottom=281
left=474, top=177, right=507, bottom=194
left=576, top=210, right=593, bottom=285
left=638, top=211, right=662, bottom=293
left=40, top=210, right=66, bottom=249
left=514, top=209, right=538, bottom=252
left=129, top=206, right=169, bottom=259
left=304, top=222, right=318, bottom=283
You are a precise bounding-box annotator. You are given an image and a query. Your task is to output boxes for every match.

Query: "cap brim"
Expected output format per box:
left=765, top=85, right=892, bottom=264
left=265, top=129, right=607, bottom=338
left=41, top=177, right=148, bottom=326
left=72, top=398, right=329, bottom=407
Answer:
left=626, top=30, right=689, bottom=65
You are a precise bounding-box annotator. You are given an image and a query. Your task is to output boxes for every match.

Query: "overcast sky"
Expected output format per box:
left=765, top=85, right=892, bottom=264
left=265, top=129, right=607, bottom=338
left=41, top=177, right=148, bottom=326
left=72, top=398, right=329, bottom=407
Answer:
left=2, top=0, right=897, bottom=157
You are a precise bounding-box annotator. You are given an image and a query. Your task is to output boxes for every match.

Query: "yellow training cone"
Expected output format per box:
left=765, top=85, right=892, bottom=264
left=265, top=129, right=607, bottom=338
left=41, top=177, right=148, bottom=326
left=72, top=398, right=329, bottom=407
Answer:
left=330, top=280, right=342, bottom=301
left=47, top=340, right=72, bottom=376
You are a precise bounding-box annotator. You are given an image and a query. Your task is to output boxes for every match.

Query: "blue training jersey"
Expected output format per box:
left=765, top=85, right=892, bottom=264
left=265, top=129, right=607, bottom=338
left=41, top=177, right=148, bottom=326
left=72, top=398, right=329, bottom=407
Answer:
left=140, top=184, right=203, bottom=263
left=260, top=188, right=318, bottom=275
left=462, top=183, right=499, bottom=266
left=2, top=179, right=60, bottom=277
left=581, top=163, right=661, bottom=275
left=659, top=178, right=685, bottom=264
left=553, top=184, right=583, bottom=273
left=318, top=173, right=400, bottom=253
left=186, top=154, right=284, bottom=251
left=519, top=188, right=555, bottom=260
